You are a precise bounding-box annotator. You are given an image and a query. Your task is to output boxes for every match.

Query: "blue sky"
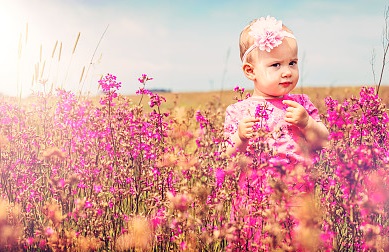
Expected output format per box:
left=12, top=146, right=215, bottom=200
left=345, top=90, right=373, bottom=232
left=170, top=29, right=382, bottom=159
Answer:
left=0, top=0, right=388, bottom=97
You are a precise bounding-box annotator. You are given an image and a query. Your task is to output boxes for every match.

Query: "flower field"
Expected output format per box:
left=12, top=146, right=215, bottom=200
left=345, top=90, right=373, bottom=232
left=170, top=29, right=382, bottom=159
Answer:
left=0, top=73, right=388, bottom=251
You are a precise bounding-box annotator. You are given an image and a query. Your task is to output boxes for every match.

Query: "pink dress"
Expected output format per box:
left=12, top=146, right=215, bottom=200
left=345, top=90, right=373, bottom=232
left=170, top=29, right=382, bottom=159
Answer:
left=224, top=94, right=321, bottom=251
left=224, top=94, right=321, bottom=165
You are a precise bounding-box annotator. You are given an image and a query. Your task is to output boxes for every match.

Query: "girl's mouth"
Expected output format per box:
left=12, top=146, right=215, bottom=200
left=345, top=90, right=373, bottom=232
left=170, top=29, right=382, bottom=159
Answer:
left=280, top=82, right=292, bottom=87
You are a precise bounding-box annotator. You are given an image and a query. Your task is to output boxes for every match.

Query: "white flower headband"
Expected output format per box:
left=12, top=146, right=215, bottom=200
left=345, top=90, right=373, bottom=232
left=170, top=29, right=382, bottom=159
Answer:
left=242, top=16, right=296, bottom=63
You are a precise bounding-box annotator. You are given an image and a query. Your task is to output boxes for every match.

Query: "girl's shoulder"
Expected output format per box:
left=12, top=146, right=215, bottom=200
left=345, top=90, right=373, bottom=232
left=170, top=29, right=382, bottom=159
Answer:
left=226, top=97, right=255, bottom=109
left=284, top=93, right=311, bottom=103
left=284, top=93, right=317, bottom=108
left=225, top=98, right=264, bottom=119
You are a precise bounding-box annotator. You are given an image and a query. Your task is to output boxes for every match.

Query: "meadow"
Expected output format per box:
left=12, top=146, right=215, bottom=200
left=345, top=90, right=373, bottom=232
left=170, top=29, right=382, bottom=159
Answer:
left=128, top=85, right=389, bottom=114
left=0, top=71, right=388, bottom=251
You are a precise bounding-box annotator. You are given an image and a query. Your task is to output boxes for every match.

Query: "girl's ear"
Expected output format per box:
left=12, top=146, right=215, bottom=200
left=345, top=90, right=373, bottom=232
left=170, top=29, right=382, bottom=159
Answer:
left=242, top=63, right=255, bottom=80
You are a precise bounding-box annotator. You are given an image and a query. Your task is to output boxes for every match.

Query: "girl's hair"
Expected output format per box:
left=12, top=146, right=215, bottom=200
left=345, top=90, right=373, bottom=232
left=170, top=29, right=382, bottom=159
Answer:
left=239, top=19, right=293, bottom=63
left=239, top=21, right=255, bottom=62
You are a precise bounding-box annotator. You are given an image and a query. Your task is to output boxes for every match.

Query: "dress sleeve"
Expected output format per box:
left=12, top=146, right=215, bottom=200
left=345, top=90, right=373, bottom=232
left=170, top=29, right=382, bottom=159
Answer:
left=299, top=94, right=321, bottom=122
left=224, top=104, right=239, bottom=141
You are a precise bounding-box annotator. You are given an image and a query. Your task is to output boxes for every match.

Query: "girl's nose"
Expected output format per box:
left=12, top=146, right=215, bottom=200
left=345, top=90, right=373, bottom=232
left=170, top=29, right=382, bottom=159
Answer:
left=282, top=66, right=292, bottom=77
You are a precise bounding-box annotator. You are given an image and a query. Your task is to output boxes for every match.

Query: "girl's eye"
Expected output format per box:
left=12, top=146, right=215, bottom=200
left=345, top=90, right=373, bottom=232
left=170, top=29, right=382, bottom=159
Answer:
left=271, top=63, right=280, bottom=67
left=289, top=61, right=298, bottom=66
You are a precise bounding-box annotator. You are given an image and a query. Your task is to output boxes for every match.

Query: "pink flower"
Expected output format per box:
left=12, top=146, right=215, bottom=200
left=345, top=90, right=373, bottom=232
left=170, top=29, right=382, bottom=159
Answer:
left=365, top=169, right=389, bottom=205
left=215, top=168, right=225, bottom=188
left=45, top=227, right=54, bottom=236
left=25, top=237, right=35, bottom=246
left=58, top=178, right=66, bottom=188
left=138, top=73, right=153, bottom=84
left=97, top=208, right=104, bottom=216
left=85, top=201, right=93, bottom=209
left=99, top=73, right=121, bottom=93
left=149, top=93, right=166, bottom=108
left=94, top=185, right=102, bottom=193
left=180, top=241, right=187, bottom=250
left=242, top=16, right=296, bottom=62
left=26, top=203, right=33, bottom=213
left=39, top=239, right=47, bottom=249
left=233, top=86, right=244, bottom=92
left=249, top=16, right=285, bottom=52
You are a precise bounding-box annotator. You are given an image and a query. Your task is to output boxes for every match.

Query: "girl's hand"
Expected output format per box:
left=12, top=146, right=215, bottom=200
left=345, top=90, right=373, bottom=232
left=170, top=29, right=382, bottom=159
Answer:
left=282, top=100, right=309, bottom=128
left=238, top=116, right=260, bottom=140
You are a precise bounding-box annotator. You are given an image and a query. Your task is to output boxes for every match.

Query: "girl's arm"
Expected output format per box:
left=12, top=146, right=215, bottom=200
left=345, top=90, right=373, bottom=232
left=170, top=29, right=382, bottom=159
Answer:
left=283, top=100, right=329, bottom=150
left=225, top=116, right=259, bottom=156
left=300, top=117, right=329, bottom=150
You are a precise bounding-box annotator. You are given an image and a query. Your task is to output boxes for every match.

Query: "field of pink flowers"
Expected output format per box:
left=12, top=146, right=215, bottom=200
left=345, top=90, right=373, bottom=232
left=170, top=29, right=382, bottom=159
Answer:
left=0, top=73, right=388, bottom=251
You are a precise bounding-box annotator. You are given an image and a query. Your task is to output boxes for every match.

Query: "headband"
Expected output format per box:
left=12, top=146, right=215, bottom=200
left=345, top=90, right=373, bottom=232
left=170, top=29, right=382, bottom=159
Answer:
left=242, top=16, right=296, bottom=63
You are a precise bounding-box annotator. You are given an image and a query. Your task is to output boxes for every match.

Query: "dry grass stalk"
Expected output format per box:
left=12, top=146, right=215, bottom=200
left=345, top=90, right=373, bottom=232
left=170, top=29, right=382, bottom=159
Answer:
left=79, top=66, right=85, bottom=84
left=115, top=216, right=153, bottom=251
left=58, top=42, right=62, bottom=62
left=51, top=40, right=58, bottom=59
left=72, top=32, right=80, bottom=55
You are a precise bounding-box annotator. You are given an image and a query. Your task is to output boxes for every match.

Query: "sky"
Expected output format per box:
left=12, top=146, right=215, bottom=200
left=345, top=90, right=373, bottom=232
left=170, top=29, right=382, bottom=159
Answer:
left=0, top=0, right=388, bottom=97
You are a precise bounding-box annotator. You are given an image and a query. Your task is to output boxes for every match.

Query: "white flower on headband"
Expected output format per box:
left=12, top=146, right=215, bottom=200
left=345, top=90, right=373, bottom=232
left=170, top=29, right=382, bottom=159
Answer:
left=249, top=16, right=285, bottom=53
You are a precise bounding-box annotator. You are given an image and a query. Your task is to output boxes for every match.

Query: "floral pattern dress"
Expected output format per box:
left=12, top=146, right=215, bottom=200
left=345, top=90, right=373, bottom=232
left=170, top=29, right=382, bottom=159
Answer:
left=224, top=94, right=322, bottom=251
left=224, top=94, right=321, bottom=165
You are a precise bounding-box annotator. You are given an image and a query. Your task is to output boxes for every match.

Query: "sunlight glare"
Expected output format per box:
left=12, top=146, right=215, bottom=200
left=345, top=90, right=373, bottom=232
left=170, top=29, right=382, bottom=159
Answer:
left=0, top=4, right=20, bottom=96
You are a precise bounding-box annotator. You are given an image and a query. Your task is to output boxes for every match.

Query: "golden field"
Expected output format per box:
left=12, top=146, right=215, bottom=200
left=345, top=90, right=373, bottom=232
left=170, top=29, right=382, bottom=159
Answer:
left=127, top=85, right=389, bottom=114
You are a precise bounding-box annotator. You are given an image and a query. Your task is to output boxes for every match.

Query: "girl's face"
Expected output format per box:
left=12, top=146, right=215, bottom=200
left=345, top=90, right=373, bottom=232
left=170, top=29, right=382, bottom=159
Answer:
left=249, top=37, right=299, bottom=98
